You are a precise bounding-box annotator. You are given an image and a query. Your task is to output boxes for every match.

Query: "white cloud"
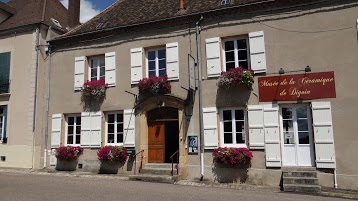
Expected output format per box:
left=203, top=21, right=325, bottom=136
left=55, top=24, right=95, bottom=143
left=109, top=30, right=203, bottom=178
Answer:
left=61, top=0, right=101, bottom=23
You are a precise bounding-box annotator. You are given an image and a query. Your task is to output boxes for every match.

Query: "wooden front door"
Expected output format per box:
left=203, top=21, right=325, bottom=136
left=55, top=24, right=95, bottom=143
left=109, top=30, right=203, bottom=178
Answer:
left=148, top=121, right=165, bottom=163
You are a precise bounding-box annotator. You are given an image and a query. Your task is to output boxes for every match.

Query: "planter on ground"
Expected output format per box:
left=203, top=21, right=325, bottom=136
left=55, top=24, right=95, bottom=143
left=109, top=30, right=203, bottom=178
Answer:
left=55, top=146, right=84, bottom=171
left=97, top=146, right=128, bottom=174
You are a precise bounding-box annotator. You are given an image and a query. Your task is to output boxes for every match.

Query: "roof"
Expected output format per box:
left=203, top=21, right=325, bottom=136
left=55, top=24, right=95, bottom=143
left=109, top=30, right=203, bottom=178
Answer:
left=0, top=0, right=69, bottom=32
left=0, top=1, right=16, bottom=14
left=53, top=0, right=326, bottom=43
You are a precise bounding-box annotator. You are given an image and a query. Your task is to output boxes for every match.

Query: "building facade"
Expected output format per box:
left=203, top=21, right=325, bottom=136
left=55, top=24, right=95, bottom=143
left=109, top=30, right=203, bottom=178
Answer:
left=48, top=0, right=358, bottom=190
left=0, top=0, right=69, bottom=169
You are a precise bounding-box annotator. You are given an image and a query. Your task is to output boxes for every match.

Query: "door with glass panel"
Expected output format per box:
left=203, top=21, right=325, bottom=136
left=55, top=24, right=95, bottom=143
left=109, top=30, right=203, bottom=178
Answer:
left=281, top=105, right=314, bottom=166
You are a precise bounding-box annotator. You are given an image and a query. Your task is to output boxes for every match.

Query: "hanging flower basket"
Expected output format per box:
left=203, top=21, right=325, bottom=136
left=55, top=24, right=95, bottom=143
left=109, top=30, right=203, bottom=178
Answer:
left=138, top=75, right=171, bottom=95
left=217, top=67, right=254, bottom=89
left=97, top=146, right=128, bottom=174
left=212, top=147, right=253, bottom=168
left=55, top=146, right=84, bottom=171
left=81, top=80, right=108, bottom=100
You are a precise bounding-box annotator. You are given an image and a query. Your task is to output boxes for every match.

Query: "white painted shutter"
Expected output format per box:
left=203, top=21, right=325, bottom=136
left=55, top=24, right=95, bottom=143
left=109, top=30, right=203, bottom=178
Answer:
left=203, top=107, right=218, bottom=149
left=263, top=104, right=281, bottom=167
left=105, top=52, right=116, bottom=87
left=51, top=114, right=62, bottom=148
left=123, top=109, right=135, bottom=147
left=130, top=48, right=143, bottom=84
left=249, top=31, right=267, bottom=74
left=90, top=112, right=102, bottom=147
left=74, top=56, right=85, bottom=90
left=205, top=37, right=222, bottom=77
left=80, top=112, right=91, bottom=147
left=311, top=102, right=336, bottom=168
left=248, top=105, right=264, bottom=149
left=166, top=42, right=179, bottom=80
left=49, top=149, right=57, bottom=166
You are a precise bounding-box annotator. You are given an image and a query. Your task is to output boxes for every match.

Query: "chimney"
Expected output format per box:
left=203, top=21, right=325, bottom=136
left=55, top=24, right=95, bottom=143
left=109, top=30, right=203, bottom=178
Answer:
left=179, top=0, right=185, bottom=11
left=68, top=0, right=80, bottom=28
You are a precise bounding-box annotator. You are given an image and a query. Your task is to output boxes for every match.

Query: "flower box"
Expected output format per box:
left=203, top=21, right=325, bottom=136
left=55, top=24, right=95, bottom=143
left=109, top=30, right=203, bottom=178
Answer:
left=81, top=80, right=108, bottom=100
left=212, top=147, right=253, bottom=168
left=217, top=67, right=254, bottom=89
left=138, top=75, right=171, bottom=95
left=55, top=146, right=84, bottom=171
left=97, top=146, right=128, bottom=174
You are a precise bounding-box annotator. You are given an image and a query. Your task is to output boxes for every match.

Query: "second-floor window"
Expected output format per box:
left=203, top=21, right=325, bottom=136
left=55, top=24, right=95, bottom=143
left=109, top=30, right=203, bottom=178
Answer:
left=0, top=52, right=11, bottom=94
left=223, top=38, right=250, bottom=71
left=147, top=48, right=166, bottom=77
left=89, top=56, right=105, bottom=81
left=66, top=115, right=81, bottom=145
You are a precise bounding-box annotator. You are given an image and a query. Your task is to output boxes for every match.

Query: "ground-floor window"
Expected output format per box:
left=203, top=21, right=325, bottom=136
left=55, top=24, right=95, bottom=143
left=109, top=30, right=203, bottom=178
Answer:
left=66, top=115, right=81, bottom=145
left=105, top=112, right=124, bottom=145
left=0, top=106, right=5, bottom=142
left=220, top=108, right=247, bottom=147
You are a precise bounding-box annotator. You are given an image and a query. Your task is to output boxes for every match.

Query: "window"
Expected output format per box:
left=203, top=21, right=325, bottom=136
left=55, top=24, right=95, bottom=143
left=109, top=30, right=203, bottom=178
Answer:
left=66, top=115, right=81, bottom=145
left=223, top=38, right=250, bottom=71
left=89, top=56, right=105, bottom=81
left=0, top=106, right=6, bottom=142
left=147, top=48, right=166, bottom=77
left=106, top=112, right=124, bottom=145
left=220, top=108, right=246, bottom=147
left=220, top=0, right=231, bottom=6
left=0, top=52, right=11, bottom=94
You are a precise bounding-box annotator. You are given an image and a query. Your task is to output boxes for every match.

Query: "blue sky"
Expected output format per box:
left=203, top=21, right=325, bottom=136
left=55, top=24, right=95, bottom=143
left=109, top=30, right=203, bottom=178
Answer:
left=0, top=0, right=117, bottom=22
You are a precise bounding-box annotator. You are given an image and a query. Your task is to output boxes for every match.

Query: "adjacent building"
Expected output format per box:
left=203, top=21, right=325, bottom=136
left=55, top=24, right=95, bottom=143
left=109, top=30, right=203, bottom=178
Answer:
left=0, top=0, right=69, bottom=169
left=48, top=0, right=358, bottom=190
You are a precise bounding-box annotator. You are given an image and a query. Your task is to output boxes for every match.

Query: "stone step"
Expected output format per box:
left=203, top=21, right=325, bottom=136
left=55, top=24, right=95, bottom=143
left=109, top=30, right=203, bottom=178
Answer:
left=144, top=163, right=174, bottom=169
left=283, top=177, right=319, bottom=185
left=282, top=167, right=316, bottom=172
left=283, top=171, right=317, bottom=178
left=140, top=168, right=173, bottom=175
left=283, top=184, right=321, bottom=193
left=129, top=174, right=178, bottom=184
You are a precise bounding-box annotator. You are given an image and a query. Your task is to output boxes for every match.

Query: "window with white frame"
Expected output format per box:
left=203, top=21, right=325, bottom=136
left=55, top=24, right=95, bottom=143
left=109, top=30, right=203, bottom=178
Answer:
left=89, top=56, right=105, bottom=81
left=223, top=38, right=250, bottom=71
left=106, top=112, right=124, bottom=145
left=0, top=106, right=5, bottom=141
left=147, top=48, right=166, bottom=77
left=66, top=115, right=81, bottom=145
left=221, top=109, right=246, bottom=147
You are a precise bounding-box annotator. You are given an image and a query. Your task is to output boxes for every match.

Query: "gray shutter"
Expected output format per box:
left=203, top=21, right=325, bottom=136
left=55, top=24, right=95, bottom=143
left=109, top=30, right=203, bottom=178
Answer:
left=166, top=42, right=179, bottom=80
left=123, top=109, right=135, bottom=147
left=130, top=48, right=143, bottom=84
left=105, top=52, right=116, bottom=87
left=263, top=104, right=281, bottom=167
left=205, top=37, right=222, bottom=77
left=74, top=56, right=85, bottom=90
left=51, top=114, right=62, bottom=148
left=80, top=112, right=91, bottom=147
left=203, top=107, right=218, bottom=149
left=249, top=31, right=267, bottom=74
left=90, top=112, right=102, bottom=147
left=248, top=105, right=264, bottom=149
left=311, top=101, right=336, bottom=169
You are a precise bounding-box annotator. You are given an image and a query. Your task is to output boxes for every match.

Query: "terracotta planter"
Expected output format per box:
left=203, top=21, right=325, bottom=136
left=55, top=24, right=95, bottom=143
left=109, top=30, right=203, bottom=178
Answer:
left=56, top=158, right=78, bottom=171
left=99, top=160, right=122, bottom=174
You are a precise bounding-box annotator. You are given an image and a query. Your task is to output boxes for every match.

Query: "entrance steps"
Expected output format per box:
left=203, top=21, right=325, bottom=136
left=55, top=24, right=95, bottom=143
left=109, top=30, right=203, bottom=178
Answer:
left=129, top=163, right=178, bottom=184
left=282, top=167, right=321, bottom=194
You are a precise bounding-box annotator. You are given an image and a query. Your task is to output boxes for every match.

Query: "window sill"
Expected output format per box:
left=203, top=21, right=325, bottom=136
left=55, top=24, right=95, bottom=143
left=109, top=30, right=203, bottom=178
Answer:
left=0, top=93, right=11, bottom=97
left=220, top=144, right=248, bottom=148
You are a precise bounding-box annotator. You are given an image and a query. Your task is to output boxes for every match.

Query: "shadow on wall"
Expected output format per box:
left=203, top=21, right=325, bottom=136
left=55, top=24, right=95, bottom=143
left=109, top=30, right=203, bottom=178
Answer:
left=81, top=96, right=104, bottom=112
left=215, top=85, right=252, bottom=107
left=212, top=163, right=249, bottom=183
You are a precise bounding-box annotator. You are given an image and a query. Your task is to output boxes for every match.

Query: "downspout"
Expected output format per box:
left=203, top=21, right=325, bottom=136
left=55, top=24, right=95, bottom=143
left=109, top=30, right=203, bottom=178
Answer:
left=43, top=43, right=51, bottom=168
left=32, top=26, right=40, bottom=169
left=196, top=16, right=204, bottom=181
left=334, top=168, right=338, bottom=188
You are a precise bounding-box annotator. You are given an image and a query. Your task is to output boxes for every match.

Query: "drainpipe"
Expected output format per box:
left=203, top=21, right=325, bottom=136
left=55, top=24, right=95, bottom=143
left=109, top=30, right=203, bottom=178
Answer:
left=43, top=43, right=51, bottom=168
left=32, top=26, right=40, bottom=169
left=334, top=168, right=338, bottom=188
left=196, top=16, right=204, bottom=181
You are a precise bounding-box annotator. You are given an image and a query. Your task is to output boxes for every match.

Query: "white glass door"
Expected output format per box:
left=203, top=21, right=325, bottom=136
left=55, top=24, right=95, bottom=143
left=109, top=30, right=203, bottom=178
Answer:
left=281, top=105, right=314, bottom=167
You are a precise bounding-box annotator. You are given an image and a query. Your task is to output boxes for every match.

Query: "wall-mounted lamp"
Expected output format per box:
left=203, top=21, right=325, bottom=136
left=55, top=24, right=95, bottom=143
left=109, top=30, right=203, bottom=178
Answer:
left=278, top=68, right=285, bottom=75
left=305, top=65, right=312, bottom=72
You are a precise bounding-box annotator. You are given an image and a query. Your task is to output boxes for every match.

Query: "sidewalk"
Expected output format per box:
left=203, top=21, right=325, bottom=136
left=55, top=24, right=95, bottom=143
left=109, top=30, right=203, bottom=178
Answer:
left=1, top=167, right=358, bottom=200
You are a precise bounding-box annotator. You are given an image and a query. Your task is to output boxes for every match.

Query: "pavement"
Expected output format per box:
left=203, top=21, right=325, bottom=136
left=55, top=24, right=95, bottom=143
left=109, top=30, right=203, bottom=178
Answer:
left=0, top=168, right=357, bottom=200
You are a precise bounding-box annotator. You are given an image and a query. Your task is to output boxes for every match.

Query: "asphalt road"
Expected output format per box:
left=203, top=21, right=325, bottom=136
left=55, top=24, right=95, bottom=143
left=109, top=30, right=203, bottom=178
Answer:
left=0, top=172, right=348, bottom=201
